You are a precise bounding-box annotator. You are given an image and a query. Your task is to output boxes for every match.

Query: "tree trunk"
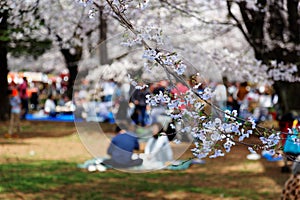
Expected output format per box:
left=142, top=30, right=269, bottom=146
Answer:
left=66, top=65, right=78, bottom=99
left=0, top=45, right=9, bottom=121
left=99, top=6, right=109, bottom=65
left=61, top=47, right=82, bottom=99
left=0, top=10, right=9, bottom=121
left=274, top=82, right=300, bottom=116
left=287, top=0, right=300, bottom=44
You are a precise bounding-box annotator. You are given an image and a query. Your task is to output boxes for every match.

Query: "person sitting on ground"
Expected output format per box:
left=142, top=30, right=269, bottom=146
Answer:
left=143, top=122, right=173, bottom=169
left=102, top=123, right=143, bottom=168
left=44, top=94, right=57, bottom=117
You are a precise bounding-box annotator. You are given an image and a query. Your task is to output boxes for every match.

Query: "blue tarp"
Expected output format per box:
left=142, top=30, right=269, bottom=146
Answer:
left=25, top=113, right=83, bottom=122
left=25, top=112, right=115, bottom=123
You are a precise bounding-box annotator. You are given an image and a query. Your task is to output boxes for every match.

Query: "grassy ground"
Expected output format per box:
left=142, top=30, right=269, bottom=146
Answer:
left=0, top=121, right=291, bottom=200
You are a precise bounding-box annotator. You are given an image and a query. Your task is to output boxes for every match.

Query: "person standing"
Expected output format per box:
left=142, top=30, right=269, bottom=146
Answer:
left=131, top=86, right=150, bottom=126
left=18, top=77, right=29, bottom=120
left=7, top=89, right=21, bottom=137
left=114, top=82, right=130, bottom=123
left=213, top=82, right=227, bottom=111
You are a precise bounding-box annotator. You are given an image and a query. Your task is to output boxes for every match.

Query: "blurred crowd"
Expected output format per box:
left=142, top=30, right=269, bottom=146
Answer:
left=73, top=75, right=280, bottom=127
left=7, top=74, right=280, bottom=131
left=8, top=76, right=75, bottom=118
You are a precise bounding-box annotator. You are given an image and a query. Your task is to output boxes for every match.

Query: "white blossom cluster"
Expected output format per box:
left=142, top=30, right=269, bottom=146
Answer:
left=160, top=53, right=187, bottom=76
left=198, top=87, right=213, bottom=101
left=145, top=91, right=170, bottom=106
left=127, top=74, right=149, bottom=89
left=211, top=49, right=270, bottom=83
left=121, top=26, right=163, bottom=47
left=142, top=50, right=188, bottom=76
left=259, top=133, right=281, bottom=149
left=76, top=0, right=93, bottom=7
left=111, top=0, right=151, bottom=12
left=267, top=61, right=300, bottom=82
left=210, top=48, right=300, bottom=84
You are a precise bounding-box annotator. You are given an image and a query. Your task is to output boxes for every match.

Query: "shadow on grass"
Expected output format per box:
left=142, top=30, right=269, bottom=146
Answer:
left=259, top=155, right=291, bottom=193
left=0, top=121, right=76, bottom=139
left=0, top=121, right=117, bottom=139
left=0, top=141, right=31, bottom=145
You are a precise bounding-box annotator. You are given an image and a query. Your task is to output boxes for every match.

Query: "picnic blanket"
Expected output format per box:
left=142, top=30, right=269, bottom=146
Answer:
left=77, top=157, right=204, bottom=172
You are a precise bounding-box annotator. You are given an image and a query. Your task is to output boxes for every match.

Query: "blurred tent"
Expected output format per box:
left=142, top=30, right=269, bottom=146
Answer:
left=8, top=71, right=48, bottom=84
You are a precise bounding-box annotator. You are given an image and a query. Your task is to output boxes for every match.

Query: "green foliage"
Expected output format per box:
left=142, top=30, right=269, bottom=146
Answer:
left=8, top=38, right=52, bottom=58
left=0, top=30, right=10, bottom=42
left=0, top=5, right=52, bottom=59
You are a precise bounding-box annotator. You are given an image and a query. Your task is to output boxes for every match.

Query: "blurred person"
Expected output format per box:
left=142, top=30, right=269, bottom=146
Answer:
left=237, top=82, right=251, bottom=119
left=102, top=123, right=143, bottom=168
left=247, top=88, right=261, bottom=121
left=18, top=77, right=29, bottom=120
left=6, top=89, right=21, bottom=138
left=170, top=82, right=189, bottom=98
left=227, top=93, right=239, bottom=112
left=213, top=81, right=227, bottom=111
left=114, top=82, right=131, bottom=123
left=63, top=96, right=76, bottom=113
left=236, top=82, right=249, bottom=103
left=101, top=79, right=116, bottom=102
left=115, top=81, right=130, bottom=101
left=30, top=89, right=39, bottom=111
left=44, top=94, right=57, bottom=117
left=149, top=80, right=169, bottom=123
left=170, top=82, right=189, bottom=111
left=57, top=94, right=66, bottom=107
left=131, top=85, right=150, bottom=126
left=258, top=85, right=273, bottom=122
left=143, top=122, right=173, bottom=169
left=57, top=95, right=75, bottom=114
left=226, top=82, right=239, bottom=112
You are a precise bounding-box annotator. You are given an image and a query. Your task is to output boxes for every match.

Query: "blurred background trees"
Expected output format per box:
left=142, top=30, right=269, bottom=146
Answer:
left=226, top=0, right=300, bottom=116
left=0, top=0, right=299, bottom=120
left=0, top=0, right=51, bottom=120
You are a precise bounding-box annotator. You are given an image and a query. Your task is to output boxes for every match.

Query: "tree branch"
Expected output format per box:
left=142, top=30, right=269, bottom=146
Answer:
left=226, top=0, right=258, bottom=55
left=160, top=0, right=235, bottom=26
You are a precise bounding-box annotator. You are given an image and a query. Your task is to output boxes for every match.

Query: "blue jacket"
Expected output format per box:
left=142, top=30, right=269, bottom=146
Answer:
left=107, top=132, right=139, bottom=164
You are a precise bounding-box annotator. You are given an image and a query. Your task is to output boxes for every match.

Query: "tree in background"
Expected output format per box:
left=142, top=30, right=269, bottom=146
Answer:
left=226, top=0, right=300, bottom=115
left=0, top=6, right=9, bottom=120
left=0, top=0, right=51, bottom=120
left=37, top=0, right=126, bottom=98
left=152, top=0, right=300, bottom=115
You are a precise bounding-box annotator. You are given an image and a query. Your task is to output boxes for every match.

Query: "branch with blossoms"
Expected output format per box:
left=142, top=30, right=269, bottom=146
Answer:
left=78, top=0, right=298, bottom=160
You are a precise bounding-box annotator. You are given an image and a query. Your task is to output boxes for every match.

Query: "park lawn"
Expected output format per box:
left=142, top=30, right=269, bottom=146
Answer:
left=0, top=121, right=291, bottom=200
left=0, top=158, right=289, bottom=200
